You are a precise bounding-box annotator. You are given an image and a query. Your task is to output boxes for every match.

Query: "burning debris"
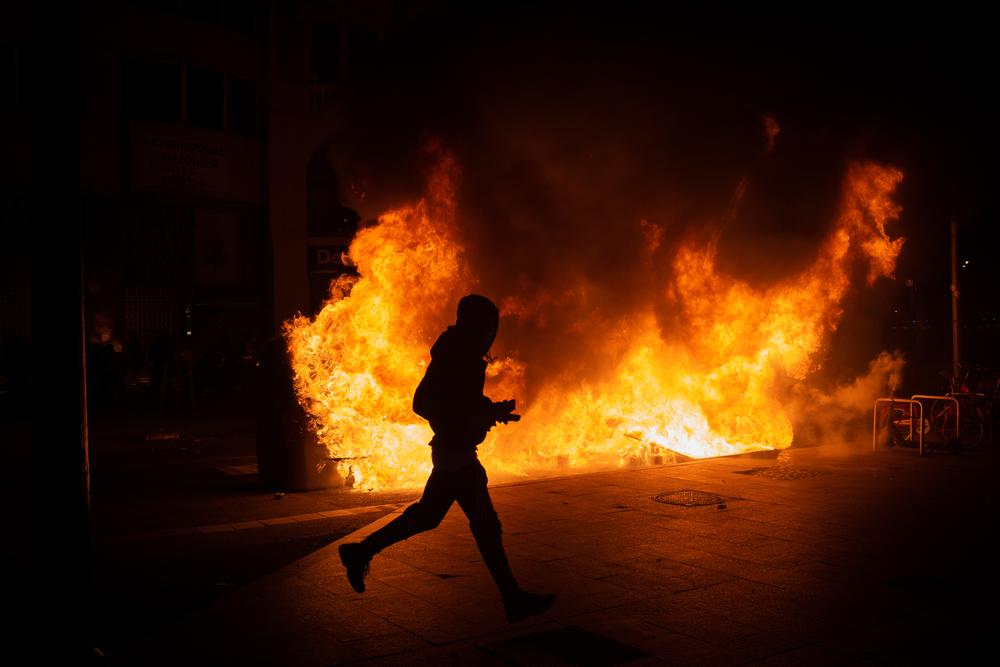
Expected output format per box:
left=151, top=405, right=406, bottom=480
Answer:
left=284, top=146, right=904, bottom=491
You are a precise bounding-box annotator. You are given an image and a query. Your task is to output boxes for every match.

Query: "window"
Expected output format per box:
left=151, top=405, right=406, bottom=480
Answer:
left=311, top=22, right=340, bottom=84
left=18, top=47, right=27, bottom=108
left=1, top=44, right=15, bottom=109
left=181, top=0, right=221, bottom=22
left=187, top=67, right=224, bottom=130
left=223, top=0, right=257, bottom=34
left=347, top=26, right=378, bottom=81
left=124, top=59, right=255, bottom=135
left=0, top=194, right=29, bottom=256
left=227, top=76, right=256, bottom=136
left=143, top=0, right=256, bottom=33
left=130, top=0, right=179, bottom=11
left=307, top=143, right=359, bottom=237
left=124, top=59, right=182, bottom=122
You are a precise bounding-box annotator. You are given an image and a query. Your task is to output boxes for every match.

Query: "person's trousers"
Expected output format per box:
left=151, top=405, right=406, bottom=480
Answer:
left=361, top=460, right=519, bottom=598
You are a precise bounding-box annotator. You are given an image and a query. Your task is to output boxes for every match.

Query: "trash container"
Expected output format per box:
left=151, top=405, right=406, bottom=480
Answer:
left=255, top=335, right=342, bottom=491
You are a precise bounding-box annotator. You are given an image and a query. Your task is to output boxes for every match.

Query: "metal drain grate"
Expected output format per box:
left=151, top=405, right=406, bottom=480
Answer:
left=734, top=467, right=827, bottom=480
left=652, top=490, right=724, bottom=507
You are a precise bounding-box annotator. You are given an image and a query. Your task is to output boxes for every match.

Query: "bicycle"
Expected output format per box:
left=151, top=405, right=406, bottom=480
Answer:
left=939, top=366, right=989, bottom=449
left=875, top=377, right=984, bottom=452
left=950, top=364, right=999, bottom=447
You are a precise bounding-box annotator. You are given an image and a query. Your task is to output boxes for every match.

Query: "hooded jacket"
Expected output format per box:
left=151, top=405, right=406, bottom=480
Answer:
left=413, top=295, right=499, bottom=467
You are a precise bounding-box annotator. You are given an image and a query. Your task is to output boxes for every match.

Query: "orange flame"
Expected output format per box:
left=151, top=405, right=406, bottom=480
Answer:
left=285, top=153, right=903, bottom=490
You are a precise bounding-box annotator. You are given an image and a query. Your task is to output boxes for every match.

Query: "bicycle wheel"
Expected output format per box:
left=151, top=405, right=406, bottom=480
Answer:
left=933, top=398, right=985, bottom=449
left=958, top=400, right=985, bottom=449
left=928, top=400, right=957, bottom=445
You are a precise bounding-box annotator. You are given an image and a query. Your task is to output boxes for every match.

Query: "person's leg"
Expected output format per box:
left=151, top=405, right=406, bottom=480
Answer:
left=362, top=467, right=455, bottom=554
left=454, top=462, right=519, bottom=597
left=340, top=467, right=456, bottom=593
left=455, top=461, right=556, bottom=621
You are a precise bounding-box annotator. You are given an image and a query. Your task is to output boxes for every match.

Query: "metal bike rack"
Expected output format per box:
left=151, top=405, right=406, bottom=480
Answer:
left=912, top=394, right=960, bottom=444
left=873, top=398, right=924, bottom=456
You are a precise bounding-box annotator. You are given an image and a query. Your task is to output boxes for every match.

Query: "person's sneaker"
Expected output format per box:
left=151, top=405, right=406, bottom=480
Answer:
left=338, top=542, right=371, bottom=593
left=503, top=590, right=556, bottom=623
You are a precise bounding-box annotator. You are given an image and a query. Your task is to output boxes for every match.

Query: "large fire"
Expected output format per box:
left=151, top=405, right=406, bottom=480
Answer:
left=285, top=149, right=903, bottom=490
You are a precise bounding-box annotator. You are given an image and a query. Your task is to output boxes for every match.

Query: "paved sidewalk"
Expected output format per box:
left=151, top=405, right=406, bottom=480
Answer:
left=119, top=443, right=999, bottom=665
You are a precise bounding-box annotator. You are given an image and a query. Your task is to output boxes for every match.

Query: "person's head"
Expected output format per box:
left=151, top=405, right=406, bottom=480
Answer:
left=456, top=294, right=499, bottom=356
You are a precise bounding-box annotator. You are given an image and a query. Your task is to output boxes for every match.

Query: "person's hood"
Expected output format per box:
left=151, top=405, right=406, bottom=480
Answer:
left=457, top=294, right=499, bottom=356
left=431, top=294, right=499, bottom=359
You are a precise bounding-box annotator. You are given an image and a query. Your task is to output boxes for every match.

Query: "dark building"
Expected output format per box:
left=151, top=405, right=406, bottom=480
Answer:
left=0, top=5, right=31, bottom=410
left=80, top=1, right=269, bottom=411
left=73, top=0, right=415, bottom=412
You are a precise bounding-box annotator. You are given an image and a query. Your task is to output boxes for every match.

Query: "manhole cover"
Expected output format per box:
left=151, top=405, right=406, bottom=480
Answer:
left=652, top=490, right=724, bottom=507
left=735, top=467, right=827, bottom=480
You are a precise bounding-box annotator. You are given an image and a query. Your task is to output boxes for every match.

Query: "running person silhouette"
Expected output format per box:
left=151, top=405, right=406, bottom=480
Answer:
left=339, top=294, right=556, bottom=622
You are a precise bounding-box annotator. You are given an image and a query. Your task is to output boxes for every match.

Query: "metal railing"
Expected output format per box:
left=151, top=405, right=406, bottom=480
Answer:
left=873, top=398, right=924, bottom=456
left=873, top=394, right=966, bottom=456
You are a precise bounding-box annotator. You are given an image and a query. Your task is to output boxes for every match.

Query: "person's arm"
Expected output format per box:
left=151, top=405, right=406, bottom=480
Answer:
left=412, top=356, right=485, bottom=423
left=491, top=399, right=519, bottom=423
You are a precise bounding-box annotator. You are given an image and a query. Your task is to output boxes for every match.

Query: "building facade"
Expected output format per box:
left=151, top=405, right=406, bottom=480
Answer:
left=0, top=4, right=31, bottom=408
left=74, top=0, right=417, bottom=411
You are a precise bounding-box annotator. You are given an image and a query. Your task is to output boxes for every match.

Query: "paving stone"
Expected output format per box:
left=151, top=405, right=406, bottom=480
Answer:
left=120, top=445, right=1000, bottom=664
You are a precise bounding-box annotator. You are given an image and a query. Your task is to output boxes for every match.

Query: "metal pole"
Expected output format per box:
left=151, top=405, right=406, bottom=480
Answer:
left=950, top=220, right=960, bottom=381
